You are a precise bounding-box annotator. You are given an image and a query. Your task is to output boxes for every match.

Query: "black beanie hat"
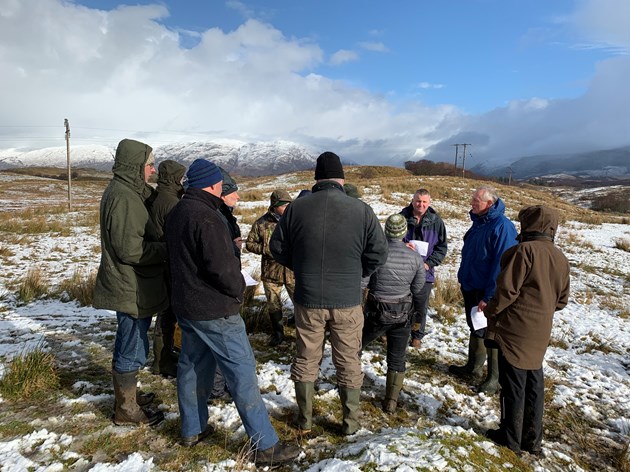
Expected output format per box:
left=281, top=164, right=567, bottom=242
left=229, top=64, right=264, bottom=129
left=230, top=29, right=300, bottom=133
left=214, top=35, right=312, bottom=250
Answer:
left=314, top=151, right=345, bottom=180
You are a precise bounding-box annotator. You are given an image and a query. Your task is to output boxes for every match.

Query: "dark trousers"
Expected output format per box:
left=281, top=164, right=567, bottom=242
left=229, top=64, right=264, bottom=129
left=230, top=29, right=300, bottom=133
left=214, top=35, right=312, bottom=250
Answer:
left=498, top=350, right=544, bottom=453
left=362, top=315, right=411, bottom=373
left=461, top=288, right=486, bottom=337
left=410, top=282, right=433, bottom=340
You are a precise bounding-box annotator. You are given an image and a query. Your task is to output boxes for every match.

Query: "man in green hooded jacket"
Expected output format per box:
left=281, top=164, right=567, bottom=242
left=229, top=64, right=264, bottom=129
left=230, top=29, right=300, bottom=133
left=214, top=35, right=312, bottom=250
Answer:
left=94, top=138, right=167, bottom=427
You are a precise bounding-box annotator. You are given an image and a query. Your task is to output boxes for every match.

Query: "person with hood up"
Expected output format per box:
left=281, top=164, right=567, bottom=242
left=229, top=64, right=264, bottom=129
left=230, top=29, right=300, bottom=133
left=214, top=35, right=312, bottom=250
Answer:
left=450, top=186, right=518, bottom=394
left=484, top=205, right=570, bottom=455
left=362, top=214, right=425, bottom=413
left=246, top=189, right=295, bottom=346
left=147, top=159, right=186, bottom=378
left=93, top=138, right=166, bottom=427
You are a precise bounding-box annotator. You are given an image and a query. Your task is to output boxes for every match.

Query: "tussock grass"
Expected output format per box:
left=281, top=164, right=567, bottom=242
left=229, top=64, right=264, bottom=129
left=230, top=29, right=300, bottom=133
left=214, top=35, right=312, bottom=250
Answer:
left=0, top=243, right=14, bottom=257
left=13, top=268, right=50, bottom=304
left=614, top=237, right=630, bottom=252
left=57, top=269, right=97, bottom=306
left=0, top=347, right=60, bottom=401
left=0, top=215, right=71, bottom=235
left=431, top=277, right=463, bottom=324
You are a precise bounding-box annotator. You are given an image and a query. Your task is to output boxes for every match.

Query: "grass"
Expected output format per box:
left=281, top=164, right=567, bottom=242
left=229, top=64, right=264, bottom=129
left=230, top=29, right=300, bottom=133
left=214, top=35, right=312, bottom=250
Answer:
left=57, top=269, right=97, bottom=306
left=0, top=347, right=60, bottom=401
left=614, top=237, right=630, bottom=252
left=13, top=267, right=50, bottom=304
left=431, top=277, right=463, bottom=324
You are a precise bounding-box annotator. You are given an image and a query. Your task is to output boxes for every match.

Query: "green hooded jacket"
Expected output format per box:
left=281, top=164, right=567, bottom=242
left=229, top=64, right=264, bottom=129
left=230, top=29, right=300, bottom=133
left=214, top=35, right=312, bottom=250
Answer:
left=93, top=139, right=168, bottom=317
left=148, top=159, right=186, bottom=241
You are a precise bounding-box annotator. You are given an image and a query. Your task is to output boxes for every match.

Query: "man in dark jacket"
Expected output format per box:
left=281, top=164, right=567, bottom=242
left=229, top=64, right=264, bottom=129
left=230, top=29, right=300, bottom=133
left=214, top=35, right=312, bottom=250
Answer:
left=246, top=189, right=295, bottom=346
left=165, top=159, right=300, bottom=465
left=400, top=188, right=447, bottom=348
left=450, top=186, right=518, bottom=394
left=148, top=159, right=185, bottom=378
left=270, top=152, right=388, bottom=435
left=94, top=138, right=166, bottom=427
left=362, top=214, right=425, bottom=413
left=484, top=205, right=570, bottom=455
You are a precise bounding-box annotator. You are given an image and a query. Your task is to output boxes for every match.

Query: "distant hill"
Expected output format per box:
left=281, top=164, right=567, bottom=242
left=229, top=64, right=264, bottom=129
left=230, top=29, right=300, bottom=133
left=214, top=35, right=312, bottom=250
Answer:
left=0, top=140, right=319, bottom=177
left=470, top=145, right=630, bottom=181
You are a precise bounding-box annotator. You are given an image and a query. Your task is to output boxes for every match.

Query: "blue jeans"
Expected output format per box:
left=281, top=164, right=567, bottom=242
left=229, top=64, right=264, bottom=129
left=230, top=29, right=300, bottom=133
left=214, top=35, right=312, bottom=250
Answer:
left=176, top=315, right=279, bottom=449
left=113, top=312, right=152, bottom=373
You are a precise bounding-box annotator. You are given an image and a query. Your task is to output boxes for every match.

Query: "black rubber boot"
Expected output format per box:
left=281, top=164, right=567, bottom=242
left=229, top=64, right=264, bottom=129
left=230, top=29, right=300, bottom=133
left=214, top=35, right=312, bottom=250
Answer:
left=269, top=311, right=284, bottom=346
left=478, top=348, right=499, bottom=394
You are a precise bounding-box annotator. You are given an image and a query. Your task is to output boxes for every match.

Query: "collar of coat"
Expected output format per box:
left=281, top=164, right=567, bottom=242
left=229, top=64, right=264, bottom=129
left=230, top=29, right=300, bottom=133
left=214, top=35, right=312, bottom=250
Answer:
left=311, top=180, right=344, bottom=193
left=182, top=186, right=222, bottom=210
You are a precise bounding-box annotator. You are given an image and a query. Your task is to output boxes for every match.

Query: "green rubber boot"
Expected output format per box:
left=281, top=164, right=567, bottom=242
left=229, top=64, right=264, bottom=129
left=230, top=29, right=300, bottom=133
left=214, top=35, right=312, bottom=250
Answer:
left=339, top=387, right=361, bottom=435
left=478, top=348, right=500, bottom=394
left=382, top=370, right=405, bottom=413
left=448, top=334, right=486, bottom=378
left=294, top=381, right=314, bottom=433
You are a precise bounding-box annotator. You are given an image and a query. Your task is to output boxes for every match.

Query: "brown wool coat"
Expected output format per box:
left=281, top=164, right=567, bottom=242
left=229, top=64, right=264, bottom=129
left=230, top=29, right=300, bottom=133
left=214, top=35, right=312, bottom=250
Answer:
left=485, top=206, right=570, bottom=370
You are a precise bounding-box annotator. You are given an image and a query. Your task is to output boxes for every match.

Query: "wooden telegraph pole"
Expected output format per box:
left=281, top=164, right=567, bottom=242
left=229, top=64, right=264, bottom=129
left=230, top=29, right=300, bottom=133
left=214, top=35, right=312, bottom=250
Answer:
left=451, top=144, right=460, bottom=168
left=461, top=143, right=471, bottom=178
left=64, top=118, right=72, bottom=211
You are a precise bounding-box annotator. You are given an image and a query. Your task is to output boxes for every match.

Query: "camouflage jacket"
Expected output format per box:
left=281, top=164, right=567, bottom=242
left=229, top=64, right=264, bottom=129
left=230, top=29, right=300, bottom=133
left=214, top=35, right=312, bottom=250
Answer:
left=246, top=210, right=295, bottom=284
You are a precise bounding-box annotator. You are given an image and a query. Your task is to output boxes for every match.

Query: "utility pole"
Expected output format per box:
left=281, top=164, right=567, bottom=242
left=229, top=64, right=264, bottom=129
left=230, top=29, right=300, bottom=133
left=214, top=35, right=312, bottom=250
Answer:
left=64, top=118, right=72, bottom=211
left=460, top=143, right=471, bottom=178
left=451, top=144, right=460, bottom=168
left=507, top=167, right=513, bottom=185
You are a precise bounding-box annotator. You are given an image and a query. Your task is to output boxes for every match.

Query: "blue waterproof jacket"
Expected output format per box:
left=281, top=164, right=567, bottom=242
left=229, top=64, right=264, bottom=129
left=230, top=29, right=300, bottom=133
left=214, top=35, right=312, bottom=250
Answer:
left=457, top=198, right=518, bottom=302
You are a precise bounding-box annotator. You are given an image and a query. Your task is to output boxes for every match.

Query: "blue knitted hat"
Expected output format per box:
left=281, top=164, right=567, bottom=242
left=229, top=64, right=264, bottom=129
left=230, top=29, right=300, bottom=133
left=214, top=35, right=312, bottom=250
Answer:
left=186, top=159, right=222, bottom=189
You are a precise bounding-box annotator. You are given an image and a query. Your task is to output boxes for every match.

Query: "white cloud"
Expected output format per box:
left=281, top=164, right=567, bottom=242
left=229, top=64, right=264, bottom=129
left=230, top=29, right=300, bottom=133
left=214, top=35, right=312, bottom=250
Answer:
left=358, top=41, right=389, bottom=53
left=418, top=82, right=445, bottom=90
left=330, top=49, right=359, bottom=65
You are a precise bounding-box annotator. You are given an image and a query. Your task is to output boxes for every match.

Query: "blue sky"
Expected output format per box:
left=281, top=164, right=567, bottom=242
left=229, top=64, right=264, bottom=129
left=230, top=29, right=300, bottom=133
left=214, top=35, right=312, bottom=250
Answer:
left=1, top=0, right=629, bottom=166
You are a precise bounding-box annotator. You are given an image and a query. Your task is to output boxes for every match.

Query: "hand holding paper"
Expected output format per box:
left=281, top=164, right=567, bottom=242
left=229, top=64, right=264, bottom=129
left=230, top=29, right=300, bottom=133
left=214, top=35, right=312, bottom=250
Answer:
left=471, top=306, right=487, bottom=331
left=409, top=240, right=429, bottom=257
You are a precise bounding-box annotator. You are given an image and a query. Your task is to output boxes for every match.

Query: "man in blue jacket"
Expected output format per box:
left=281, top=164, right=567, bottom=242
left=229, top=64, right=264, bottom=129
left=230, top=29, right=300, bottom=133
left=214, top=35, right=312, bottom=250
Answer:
left=400, top=189, right=447, bottom=348
left=270, top=152, right=388, bottom=435
left=450, top=186, right=517, bottom=394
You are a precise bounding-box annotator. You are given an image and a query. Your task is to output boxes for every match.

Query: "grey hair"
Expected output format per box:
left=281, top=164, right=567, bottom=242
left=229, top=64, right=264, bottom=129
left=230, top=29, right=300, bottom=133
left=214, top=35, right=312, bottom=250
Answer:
left=476, top=186, right=498, bottom=203
left=413, top=188, right=431, bottom=200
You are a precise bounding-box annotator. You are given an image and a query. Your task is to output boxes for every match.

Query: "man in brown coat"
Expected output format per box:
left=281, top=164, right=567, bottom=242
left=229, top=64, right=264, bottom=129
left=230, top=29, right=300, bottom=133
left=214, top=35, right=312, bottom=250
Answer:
left=484, top=205, right=570, bottom=455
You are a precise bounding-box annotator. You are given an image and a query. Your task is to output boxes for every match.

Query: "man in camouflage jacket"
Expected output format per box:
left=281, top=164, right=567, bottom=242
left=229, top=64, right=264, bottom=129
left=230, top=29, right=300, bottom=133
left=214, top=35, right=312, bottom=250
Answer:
left=246, top=189, right=295, bottom=346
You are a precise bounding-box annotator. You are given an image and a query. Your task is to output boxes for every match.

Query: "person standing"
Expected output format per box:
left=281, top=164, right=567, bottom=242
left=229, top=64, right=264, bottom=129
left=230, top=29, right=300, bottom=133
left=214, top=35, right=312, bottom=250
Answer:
left=450, top=186, right=518, bottom=394
left=93, top=138, right=166, bottom=427
left=165, top=159, right=300, bottom=464
left=147, top=159, right=186, bottom=378
left=270, top=151, right=388, bottom=435
left=362, top=214, right=425, bottom=413
left=246, top=189, right=295, bottom=346
left=399, top=189, right=447, bottom=348
left=484, top=205, right=570, bottom=455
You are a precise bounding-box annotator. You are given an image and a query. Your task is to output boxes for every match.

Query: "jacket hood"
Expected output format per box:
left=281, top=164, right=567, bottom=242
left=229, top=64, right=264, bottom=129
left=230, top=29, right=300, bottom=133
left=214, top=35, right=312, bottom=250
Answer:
left=112, top=138, right=153, bottom=195
left=157, top=160, right=186, bottom=188
left=518, top=205, right=559, bottom=240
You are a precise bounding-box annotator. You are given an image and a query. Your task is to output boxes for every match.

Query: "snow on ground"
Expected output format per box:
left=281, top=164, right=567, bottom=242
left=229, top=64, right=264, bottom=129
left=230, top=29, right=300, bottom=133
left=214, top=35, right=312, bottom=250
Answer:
left=0, top=175, right=628, bottom=471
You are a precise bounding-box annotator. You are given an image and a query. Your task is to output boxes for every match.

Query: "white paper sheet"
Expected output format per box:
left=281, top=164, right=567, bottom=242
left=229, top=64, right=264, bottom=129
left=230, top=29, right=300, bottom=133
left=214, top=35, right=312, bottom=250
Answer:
left=471, top=306, right=487, bottom=331
left=409, top=239, right=429, bottom=257
left=241, top=270, right=259, bottom=287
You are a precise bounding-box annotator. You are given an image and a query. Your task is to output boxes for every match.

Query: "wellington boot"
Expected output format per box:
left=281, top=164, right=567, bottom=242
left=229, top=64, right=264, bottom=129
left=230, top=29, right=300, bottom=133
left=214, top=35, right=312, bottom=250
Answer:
left=294, top=381, right=314, bottom=432
left=382, top=371, right=405, bottom=413
left=448, top=334, right=486, bottom=378
left=269, top=311, right=285, bottom=347
left=112, top=370, right=164, bottom=427
left=339, top=387, right=361, bottom=435
left=478, top=348, right=500, bottom=394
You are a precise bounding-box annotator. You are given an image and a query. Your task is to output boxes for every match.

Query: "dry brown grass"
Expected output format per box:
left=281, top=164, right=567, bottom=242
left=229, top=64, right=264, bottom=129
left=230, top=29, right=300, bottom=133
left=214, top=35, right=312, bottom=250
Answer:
left=57, top=269, right=98, bottom=307
left=431, top=277, right=463, bottom=324
left=10, top=268, right=50, bottom=304
left=614, top=237, right=630, bottom=252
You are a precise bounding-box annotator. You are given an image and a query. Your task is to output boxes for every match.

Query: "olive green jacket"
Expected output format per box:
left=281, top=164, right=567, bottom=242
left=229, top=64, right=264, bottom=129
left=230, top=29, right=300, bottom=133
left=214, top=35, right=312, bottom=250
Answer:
left=93, top=139, right=168, bottom=317
left=246, top=210, right=295, bottom=285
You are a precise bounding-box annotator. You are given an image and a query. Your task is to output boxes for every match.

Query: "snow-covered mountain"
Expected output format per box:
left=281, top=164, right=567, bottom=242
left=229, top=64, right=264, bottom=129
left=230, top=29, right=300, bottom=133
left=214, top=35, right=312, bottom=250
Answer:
left=0, top=140, right=318, bottom=176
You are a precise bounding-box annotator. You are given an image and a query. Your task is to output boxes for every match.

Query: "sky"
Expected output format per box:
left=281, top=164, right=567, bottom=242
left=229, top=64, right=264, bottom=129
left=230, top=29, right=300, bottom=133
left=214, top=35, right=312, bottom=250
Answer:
left=1, top=0, right=630, bottom=166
